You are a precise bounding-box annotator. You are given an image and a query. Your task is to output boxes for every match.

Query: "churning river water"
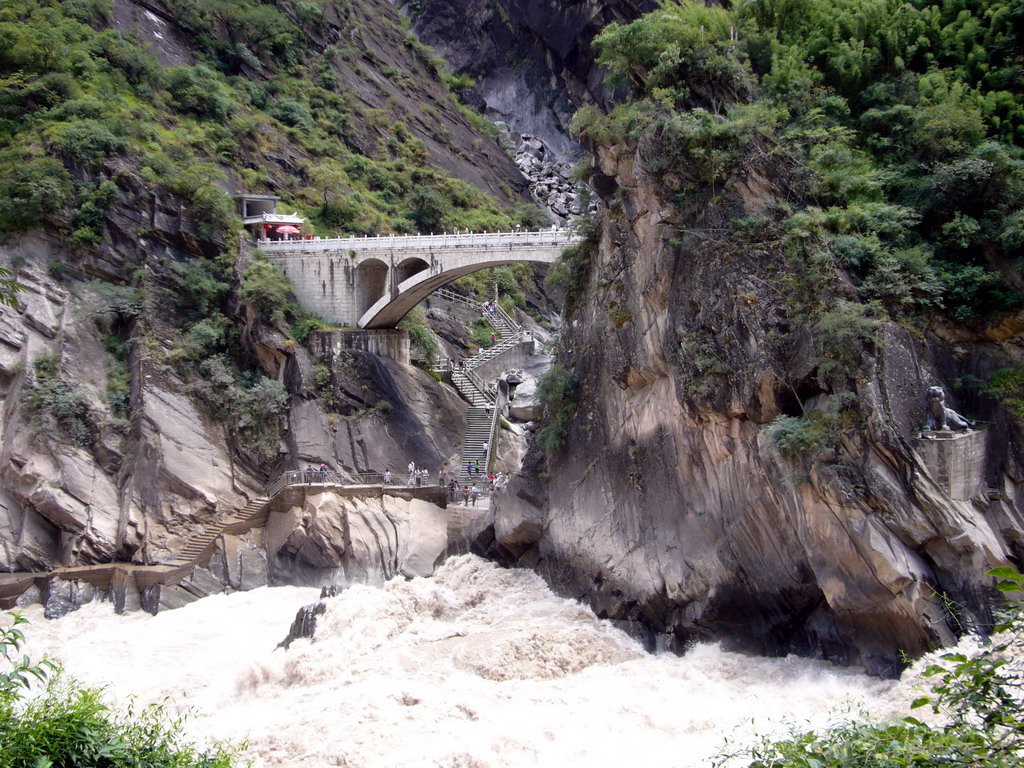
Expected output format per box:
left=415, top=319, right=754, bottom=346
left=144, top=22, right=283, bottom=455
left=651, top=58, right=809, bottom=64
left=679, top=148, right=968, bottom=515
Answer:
left=16, top=555, right=934, bottom=767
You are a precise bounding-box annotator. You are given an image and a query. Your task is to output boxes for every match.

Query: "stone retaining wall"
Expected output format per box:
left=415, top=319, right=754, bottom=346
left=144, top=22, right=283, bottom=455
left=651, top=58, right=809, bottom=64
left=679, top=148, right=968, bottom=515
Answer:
left=310, top=329, right=411, bottom=365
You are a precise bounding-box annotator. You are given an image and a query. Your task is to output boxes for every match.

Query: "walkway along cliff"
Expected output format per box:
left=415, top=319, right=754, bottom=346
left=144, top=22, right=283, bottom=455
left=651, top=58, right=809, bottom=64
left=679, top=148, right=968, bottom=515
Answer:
left=0, top=473, right=452, bottom=616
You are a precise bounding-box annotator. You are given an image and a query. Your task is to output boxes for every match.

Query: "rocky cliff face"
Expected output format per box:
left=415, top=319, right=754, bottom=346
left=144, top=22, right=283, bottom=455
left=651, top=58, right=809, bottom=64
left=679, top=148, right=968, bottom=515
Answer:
left=0, top=226, right=468, bottom=577
left=0, top=0, right=521, bottom=582
left=494, top=137, right=1024, bottom=675
left=410, top=0, right=654, bottom=163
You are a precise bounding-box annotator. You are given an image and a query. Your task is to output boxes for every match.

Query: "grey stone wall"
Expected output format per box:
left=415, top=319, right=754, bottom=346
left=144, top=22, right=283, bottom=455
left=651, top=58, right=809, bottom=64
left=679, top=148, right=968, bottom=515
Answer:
left=472, top=340, right=537, bottom=381
left=310, top=329, right=411, bottom=365
left=914, top=430, right=988, bottom=501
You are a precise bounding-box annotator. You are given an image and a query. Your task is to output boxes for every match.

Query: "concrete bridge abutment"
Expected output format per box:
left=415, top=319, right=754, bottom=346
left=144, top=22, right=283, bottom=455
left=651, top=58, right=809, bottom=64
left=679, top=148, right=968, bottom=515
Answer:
left=310, top=329, right=411, bottom=365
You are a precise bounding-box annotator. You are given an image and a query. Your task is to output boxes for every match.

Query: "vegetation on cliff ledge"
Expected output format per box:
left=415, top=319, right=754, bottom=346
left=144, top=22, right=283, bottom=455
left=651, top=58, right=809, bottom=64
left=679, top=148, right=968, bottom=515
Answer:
left=562, top=0, right=1024, bottom=461
left=576, top=0, right=1024, bottom=327
left=0, top=0, right=528, bottom=244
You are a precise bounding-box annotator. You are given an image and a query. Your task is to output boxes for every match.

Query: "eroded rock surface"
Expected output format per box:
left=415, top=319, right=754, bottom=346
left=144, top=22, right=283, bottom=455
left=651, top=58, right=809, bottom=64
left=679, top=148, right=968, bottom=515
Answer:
left=267, top=491, right=449, bottom=586
left=497, top=140, right=1024, bottom=675
left=411, top=0, right=654, bottom=163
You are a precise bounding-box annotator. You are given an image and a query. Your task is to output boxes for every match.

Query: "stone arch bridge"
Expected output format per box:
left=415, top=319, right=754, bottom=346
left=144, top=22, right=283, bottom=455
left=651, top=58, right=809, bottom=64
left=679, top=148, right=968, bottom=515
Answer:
left=259, top=229, right=575, bottom=328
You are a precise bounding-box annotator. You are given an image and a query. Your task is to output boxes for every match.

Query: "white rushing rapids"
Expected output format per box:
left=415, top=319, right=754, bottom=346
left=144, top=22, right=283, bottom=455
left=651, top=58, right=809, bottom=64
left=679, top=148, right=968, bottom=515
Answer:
left=17, top=555, right=922, bottom=767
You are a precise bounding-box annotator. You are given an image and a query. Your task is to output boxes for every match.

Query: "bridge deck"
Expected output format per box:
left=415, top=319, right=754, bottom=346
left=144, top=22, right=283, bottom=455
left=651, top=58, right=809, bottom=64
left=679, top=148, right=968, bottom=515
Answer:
left=258, top=228, right=573, bottom=255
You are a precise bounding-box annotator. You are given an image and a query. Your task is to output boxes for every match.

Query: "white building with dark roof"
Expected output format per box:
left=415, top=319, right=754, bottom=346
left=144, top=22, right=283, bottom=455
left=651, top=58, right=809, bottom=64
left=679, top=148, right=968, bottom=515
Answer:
left=232, top=193, right=306, bottom=241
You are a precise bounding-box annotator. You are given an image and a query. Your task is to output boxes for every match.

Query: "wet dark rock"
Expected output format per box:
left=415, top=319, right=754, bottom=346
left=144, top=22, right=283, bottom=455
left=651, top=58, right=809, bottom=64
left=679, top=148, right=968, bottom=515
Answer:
left=279, top=601, right=327, bottom=649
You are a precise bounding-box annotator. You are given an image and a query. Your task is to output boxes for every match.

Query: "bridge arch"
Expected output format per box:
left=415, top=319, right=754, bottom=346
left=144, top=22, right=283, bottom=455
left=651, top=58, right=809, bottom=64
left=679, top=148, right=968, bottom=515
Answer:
left=355, top=258, right=389, bottom=316
left=260, top=230, right=574, bottom=328
left=396, top=256, right=429, bottom=284
left=359, top=253, right=558, bottom=328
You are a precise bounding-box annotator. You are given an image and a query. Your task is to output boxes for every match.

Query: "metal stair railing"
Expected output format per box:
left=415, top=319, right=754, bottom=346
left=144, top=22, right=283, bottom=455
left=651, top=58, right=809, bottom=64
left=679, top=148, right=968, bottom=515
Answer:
left=267, top=470, right=403, bottom=496
left=492, top=303, right=522, bottom=336
left=466, top=334, right=521, bottom=366
left=451, top=367, right=494, bottom=404
left=483, top=385, right=507, bottom=472
left=434, top=286, right=480, bottom=310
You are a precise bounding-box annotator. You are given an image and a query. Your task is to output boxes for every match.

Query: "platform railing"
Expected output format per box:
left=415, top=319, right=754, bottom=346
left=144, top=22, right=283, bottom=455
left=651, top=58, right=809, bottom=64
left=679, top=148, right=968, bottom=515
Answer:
left=266, top=469, right=455, bottom=497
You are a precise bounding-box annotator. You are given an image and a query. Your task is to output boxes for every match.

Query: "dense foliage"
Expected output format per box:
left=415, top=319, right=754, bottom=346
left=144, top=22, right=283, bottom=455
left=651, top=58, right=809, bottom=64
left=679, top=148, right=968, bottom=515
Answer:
left=0, top=611, right=238, bottom=767
left=719, top=566, right=1024, bottom=767
left=0, top=0, right=547, bottom=468
left=398, top=305, right=440, bottom=364
left=0, top=0, right=533, bottom=245
left=579, top=0, right=1024, bottom=330
left=534, top=363, right=580, bottom=455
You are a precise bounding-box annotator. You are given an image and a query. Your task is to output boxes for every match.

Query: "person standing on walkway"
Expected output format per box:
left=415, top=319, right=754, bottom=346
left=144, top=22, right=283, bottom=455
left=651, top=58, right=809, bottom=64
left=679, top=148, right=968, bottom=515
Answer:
left=384, top=469, right=392, bottom=485
left=470, top=485, right=479, bottom=506
left=319, top=462, right=327, bottom=483
left=422, top=468, right=429, bottom=486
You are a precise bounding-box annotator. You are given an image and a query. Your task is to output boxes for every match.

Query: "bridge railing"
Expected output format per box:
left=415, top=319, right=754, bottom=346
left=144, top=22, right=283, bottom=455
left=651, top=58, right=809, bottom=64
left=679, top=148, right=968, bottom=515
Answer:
left=257, top=228, right=576, bottom=253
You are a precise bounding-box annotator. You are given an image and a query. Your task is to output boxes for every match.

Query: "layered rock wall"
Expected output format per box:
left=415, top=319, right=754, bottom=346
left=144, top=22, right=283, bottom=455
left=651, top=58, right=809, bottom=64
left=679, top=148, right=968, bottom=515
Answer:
left=495, top=141, right=1024, bottom=674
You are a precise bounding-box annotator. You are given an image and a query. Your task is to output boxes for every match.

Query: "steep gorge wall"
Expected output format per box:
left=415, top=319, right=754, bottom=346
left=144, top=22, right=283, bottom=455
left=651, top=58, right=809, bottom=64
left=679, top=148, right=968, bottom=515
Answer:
left=411, top=0, right=654, bottom=162
left=0, top=0, right=516, bottom=579
left=0, top=224, right=467, bottom=576
left=495, top=140, right=1024, bottom=674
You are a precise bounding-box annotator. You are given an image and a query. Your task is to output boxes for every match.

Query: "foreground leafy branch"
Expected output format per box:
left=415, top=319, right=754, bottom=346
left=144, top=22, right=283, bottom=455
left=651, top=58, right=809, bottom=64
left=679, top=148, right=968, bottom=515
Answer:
left=0, top=611, right=241, bottom=768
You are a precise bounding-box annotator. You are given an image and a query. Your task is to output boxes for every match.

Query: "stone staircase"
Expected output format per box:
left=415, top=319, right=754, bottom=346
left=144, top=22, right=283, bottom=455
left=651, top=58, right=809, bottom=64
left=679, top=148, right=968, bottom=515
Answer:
left=456, top=406, right=495, bottom=484
left=167, top=496, right=270, bottom=566
left=451, top=367, right=492, bottom=406
left=442, top=291, right=527, bottom=487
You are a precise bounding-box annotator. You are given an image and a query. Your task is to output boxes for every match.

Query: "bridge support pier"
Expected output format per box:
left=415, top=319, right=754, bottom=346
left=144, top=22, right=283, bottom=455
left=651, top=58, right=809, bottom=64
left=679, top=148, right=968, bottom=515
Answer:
left=309, top=329, right=411, bottom=365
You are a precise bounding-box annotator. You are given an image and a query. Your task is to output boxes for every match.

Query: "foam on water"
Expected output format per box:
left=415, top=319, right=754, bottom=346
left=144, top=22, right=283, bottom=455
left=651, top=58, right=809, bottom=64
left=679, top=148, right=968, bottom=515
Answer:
left=15, top=555, right=921, bottom=767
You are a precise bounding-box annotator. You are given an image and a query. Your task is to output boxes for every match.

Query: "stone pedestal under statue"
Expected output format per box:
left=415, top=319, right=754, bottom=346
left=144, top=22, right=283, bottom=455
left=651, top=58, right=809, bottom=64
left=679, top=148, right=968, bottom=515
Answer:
left=914, top=430, right=987, bottom=501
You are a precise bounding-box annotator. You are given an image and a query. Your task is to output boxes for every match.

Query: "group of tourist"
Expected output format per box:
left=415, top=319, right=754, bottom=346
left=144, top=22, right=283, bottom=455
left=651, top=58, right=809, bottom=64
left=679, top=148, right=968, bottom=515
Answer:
left=402, top=461, right=431, bottom=487
left=303, top=463, right=330, bottom=483
left=295, top=460, right=509, bottom=497
left=489, top=471, right=509, bottom=492
left=448, top=480, right=480, bottom=506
